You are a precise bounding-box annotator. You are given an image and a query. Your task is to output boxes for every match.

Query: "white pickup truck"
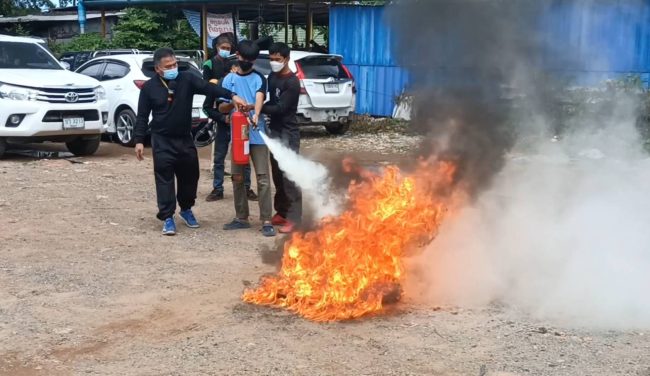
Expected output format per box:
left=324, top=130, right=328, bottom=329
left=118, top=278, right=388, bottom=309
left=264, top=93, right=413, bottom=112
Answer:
left=0, top=35, right=109, bottom=158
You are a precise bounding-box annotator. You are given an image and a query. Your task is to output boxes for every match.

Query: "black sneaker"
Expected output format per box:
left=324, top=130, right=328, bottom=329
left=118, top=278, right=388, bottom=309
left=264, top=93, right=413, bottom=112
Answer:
left=247, top=189, right=258, bottom=201
left=206, top=189, right=224, bottom=202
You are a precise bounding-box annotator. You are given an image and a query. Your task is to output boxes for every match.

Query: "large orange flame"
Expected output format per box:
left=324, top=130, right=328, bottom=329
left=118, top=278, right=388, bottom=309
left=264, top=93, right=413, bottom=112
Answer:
left=242, top=160, right=456, bottom=322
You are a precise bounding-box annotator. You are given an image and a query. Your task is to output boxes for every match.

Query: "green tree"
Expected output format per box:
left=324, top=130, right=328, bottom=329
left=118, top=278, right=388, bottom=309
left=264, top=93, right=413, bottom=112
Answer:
left=160, top=16, right=199, bottom=50
left=64, top=32, right=111, bottom=51
left=111, top=8, right=165, bottom=50
left=0, top=0, right=55, bottom=16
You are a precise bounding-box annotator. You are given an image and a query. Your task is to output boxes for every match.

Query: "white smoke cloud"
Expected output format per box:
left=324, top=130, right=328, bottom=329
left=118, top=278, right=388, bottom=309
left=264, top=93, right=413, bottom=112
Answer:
left=260, top=133, right=342, bottom=220
left=409, top=92, right=650, bottom=329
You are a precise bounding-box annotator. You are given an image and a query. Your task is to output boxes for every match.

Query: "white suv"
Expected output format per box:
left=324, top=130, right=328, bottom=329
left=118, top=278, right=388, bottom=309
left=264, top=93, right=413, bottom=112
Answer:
left=75, top=54, right=208, bottom=147
left=230, top=51, right=356, bottom=135
left=0, top=35, right=109, bottom=158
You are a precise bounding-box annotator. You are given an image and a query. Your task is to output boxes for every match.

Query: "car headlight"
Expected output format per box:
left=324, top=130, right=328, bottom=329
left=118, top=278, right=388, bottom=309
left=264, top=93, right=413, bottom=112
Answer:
left=95, top=86, right=107, bottom=100
left=0, top=82, right=38, bottom=101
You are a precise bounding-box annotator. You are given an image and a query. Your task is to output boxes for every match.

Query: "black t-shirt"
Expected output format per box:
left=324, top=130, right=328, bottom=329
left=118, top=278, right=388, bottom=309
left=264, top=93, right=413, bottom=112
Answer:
left=134, top=72, right=232, bottom=144
left=262, top=71, right=300, bottom=133
left=202, top=56, right=231, bottom=82
left=202, top=56, right=233, bottom=124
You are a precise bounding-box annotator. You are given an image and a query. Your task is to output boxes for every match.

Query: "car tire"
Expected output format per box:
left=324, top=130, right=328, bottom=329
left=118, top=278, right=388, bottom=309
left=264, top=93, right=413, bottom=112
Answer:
left=114, top=108, right=137, bottom=147
left=0, top=138, right=6, bottom=159
left=325, top=121, right=350, bottom=135
left=66, top=136, right=101, bottom=157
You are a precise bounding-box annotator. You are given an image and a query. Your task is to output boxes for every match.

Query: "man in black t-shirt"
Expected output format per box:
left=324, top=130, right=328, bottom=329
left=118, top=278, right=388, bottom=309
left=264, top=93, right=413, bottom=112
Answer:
left=262, top=42, right=302, bottom=234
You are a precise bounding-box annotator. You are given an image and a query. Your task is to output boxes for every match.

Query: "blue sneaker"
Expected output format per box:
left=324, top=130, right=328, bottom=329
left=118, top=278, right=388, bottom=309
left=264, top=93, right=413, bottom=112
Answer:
left=162, top=217, right=176, bottom=236
left=179, top=209, right=200, bottom=228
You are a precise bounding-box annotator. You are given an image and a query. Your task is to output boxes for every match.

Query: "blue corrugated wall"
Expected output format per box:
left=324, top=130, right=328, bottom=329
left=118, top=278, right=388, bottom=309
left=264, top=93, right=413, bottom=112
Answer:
left=330, top=6, right=408, bottom=117
left=330, top=2, right=650, bottom=117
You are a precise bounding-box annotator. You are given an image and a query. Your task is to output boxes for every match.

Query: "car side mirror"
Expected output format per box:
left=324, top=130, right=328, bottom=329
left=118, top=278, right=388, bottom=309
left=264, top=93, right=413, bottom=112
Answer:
left=60, top=61, right=71, bottom=70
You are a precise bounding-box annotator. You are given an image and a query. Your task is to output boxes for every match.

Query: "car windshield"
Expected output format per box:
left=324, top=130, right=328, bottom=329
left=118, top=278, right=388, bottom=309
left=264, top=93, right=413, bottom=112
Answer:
left=297, top=56, right=349, bottom=79
left=0, top=41, right=62, bottom=70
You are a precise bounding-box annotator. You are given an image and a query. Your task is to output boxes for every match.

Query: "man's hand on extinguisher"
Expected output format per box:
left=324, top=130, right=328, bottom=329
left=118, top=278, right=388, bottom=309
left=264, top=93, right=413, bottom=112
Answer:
left=231, top=95, right=247, bottom=111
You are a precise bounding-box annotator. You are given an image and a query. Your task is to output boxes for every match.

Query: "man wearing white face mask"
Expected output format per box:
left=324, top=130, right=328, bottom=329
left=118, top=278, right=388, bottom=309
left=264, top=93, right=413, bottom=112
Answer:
left=134, top=48, right=246, bottom=236
left=262, top=42, right=302, bottom=234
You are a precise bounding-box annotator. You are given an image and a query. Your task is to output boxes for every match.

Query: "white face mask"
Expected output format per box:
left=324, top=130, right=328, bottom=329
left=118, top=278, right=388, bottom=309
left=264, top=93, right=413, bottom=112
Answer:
left=270, top=61, right=285, bottom=73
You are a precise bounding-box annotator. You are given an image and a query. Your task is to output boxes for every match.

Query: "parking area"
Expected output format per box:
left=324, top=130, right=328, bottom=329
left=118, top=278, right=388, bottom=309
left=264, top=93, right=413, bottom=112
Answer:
left=1, top=127, right=648, bottom=376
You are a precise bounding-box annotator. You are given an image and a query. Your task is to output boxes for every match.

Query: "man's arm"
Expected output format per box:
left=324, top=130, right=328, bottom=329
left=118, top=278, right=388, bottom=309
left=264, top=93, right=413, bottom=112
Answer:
left=203, top=94, right=228, bottom=123
left=262, top=77, right=300, bottom=116
left=252, top=73, right=267, bottom=125
left=190, top=74, right=246, bottom=108
left=202, top=59, right=213, bottom=81
left=134, top=86, right=152, bottom=144
left=134, top=85, right=152, bottom=160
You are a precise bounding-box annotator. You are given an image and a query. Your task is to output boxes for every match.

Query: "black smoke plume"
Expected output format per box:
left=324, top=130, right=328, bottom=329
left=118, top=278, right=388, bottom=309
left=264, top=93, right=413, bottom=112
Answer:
left=386, top=0, right=555, bottom=198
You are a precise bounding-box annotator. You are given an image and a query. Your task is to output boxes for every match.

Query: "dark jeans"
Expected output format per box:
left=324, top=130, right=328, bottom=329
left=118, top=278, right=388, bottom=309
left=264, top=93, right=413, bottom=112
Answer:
left=151, top=134, right=199, bottom=221
left=270, top=129, right=302, bottom=223
left=213, top=122, right=251, bottom=192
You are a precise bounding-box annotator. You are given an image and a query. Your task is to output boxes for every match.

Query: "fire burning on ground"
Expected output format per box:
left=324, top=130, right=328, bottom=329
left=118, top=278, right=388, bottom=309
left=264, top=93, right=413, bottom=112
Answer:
left=242, top=159, right=458, bottom=322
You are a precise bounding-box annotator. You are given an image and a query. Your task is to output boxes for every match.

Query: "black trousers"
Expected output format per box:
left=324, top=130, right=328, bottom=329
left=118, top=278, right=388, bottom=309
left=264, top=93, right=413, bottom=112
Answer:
left=269, top=129, right=303, bottom=223
left=151, top=134, right=199, bottom=221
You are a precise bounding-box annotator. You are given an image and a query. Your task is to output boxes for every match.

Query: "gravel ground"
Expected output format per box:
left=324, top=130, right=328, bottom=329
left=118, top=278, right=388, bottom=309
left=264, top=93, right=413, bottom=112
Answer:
left=0, top=126, right=648, bottom=376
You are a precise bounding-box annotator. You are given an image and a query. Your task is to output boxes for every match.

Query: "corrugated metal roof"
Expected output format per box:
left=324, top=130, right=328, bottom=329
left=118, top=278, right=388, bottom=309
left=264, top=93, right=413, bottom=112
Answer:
left=0, top=11, right=123, bottom=24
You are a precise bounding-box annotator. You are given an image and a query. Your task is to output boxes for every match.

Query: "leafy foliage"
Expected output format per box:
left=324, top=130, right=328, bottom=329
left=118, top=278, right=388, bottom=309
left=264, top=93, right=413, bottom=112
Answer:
left=0, top=0, right=54, bottom=16
left=110, top=8, right=164, bottom=50
left=59, top=32, right=110, bottom=52
left=53, top=8, right=200, bottom=55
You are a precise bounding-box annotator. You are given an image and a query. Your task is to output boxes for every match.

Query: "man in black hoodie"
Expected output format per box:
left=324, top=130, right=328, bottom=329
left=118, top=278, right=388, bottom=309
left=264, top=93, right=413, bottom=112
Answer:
left=262, top=42, right=302, bottom=233
left=134, top=47, right=246, bottom=236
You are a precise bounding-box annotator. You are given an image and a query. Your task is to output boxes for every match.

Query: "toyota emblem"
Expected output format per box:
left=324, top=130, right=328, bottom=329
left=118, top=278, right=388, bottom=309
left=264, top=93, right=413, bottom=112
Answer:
left=65, top=92, right=79, bottom=103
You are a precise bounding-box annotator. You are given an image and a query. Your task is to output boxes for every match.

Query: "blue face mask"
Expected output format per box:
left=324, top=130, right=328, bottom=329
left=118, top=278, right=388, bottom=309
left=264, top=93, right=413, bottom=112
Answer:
left=218, top=49, right=230, bottom=59
left=163, top=68, right=178, bottom=80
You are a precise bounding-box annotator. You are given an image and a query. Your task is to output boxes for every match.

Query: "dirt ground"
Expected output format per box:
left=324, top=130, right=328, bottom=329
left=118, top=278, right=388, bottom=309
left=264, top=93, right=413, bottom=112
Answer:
left=1, top=127, right=648, bottom=376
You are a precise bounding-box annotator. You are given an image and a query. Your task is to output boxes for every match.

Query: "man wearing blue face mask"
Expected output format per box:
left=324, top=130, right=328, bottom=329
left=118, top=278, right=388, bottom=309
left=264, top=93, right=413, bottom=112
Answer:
left=134, top=47, right=246, bottom=236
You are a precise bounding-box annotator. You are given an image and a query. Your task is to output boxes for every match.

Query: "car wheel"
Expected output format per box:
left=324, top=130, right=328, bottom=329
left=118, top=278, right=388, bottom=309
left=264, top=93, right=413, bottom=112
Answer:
left=192, top=120, right=216, bottom=148
left=0, top=138, right=6, bottom=159
left=325, top=121, right=350, bottom=135
left=66, top=136, right=101, bottom=156
left=114, top=108, right=137, bottom=147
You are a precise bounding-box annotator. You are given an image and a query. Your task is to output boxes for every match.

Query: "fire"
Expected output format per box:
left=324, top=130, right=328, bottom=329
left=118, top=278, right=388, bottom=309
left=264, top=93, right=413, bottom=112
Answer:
left=242, top=160, right=457, bottom=322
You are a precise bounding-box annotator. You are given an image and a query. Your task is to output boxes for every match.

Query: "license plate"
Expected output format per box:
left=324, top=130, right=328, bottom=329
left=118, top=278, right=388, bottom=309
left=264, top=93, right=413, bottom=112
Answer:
left=324, top=83, right=340, bottom=93
left=192, top=108, right=201, bottom=118
left=63, top=117, right=85, bottom=129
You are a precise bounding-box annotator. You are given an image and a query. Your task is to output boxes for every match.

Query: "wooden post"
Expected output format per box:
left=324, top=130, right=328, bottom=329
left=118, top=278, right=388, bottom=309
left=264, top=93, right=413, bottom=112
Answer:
left=234, top=5, right=240, bottom=40
left=100, top=8, right=106, bottom=38
left=284, top=2, right=289, bottom=43
left=201, top=4, right=208, bottom=55
left=306, top=1, right=313, bottom=49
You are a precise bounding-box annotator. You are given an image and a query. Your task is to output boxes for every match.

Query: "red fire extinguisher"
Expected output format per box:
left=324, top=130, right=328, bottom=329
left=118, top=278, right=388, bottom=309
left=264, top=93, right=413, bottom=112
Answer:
left=231, top=111, right=250, bottom=165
